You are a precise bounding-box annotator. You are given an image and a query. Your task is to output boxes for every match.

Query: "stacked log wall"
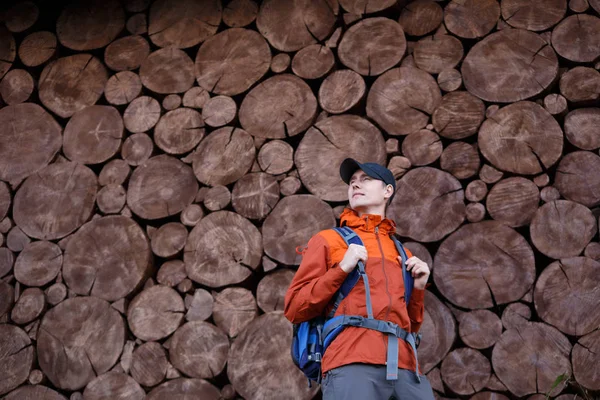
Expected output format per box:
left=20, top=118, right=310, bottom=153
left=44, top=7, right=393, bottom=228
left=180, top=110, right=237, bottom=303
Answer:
left=0, top=0, right=599, bottom=399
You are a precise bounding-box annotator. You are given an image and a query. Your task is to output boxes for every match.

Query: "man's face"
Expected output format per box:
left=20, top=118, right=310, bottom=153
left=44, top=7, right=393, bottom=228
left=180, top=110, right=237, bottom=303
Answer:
left=348, top=169, right=392, bottom=210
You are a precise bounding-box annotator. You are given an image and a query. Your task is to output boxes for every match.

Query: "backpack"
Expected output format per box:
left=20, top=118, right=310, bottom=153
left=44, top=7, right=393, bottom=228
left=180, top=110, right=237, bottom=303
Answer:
left=290, top=226, right=422, bottom=387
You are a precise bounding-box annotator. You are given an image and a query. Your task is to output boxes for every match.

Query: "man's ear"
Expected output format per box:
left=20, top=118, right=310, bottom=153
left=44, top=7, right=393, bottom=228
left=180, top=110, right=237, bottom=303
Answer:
left=384, top=184, right=394, bottom=199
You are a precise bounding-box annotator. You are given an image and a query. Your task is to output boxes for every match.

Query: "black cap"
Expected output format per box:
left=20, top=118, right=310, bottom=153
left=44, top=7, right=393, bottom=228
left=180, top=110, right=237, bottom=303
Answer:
left=339, top=158, right=396, bottom=203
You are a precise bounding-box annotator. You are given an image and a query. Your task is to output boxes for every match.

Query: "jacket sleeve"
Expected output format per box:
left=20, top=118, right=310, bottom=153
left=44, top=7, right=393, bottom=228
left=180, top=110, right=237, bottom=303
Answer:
left=284, top=233, right=349, bottom=324
left=404, top=248, right=426, bottom=333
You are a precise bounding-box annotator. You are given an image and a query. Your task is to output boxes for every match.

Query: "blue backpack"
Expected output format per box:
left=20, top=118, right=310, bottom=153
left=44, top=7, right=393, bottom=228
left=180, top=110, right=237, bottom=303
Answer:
left=290, top=226, right=422, bottom=387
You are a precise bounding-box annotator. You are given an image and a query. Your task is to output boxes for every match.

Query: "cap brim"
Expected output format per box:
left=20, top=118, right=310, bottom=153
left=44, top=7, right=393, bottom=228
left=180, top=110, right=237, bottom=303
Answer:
left=340, top=158, right=362, bottom=184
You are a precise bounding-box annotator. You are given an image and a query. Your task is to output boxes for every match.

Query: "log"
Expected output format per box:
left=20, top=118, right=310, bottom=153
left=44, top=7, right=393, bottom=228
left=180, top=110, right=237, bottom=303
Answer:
left=104, top=71, right=143, bottom=106
left=123, top=0, right=151, bottom=13
left=130, top=342, right=168, bottom=387
left=180, top=204, right=204, bottom=227
left=37, top=297, right=125, bottom=391
left=291, top=44, right=335, bottom=80
left=185, top=288, right=213, bottom=322
left=45, top=283, right=67, bottom=306
left=239, top=74, right=317, bottom=139
left=434, top=221, right=536, bottom=309
left=296, top=115, right=386, bottom=201
left=0, top=184, right=9, bottom=224
left=280, top=176, right=302, bottom=196
left=162, top=94, right=181, bottom=111
left=228, top=312, right=319, bottom=400
left=150, top=222, right=188, bottom=258
left=401, top=129, right=443, bottom=166
left=441, top=348, right=491, bottom=395
left=0, top=103, right=61, bottom=184
left=140, top=48, right=195, bottom=94
left=388, top=167, right=465, bottom=242
left=584, top=242, right=600, bottom=260
left=444, top=0, right=500, bottom=38
left=559, top=66, right=600, bottom=103
left=564, top=108, right=600, bottom=150
left=0, top=26, right=15, bottom=79
left=147, top=0, right=221, bottom=49
left=126, top=14, right=147, bottom=35
left=318, top=69, right=366, bottom=114
left=427, top=368, right=444, bottom=394
left=551, top=14, right=600, bottom=62
left=18, top=31, right=56, bottom=67
left=501, top=0, right=566, bottom=31
left=0, top=69, right=34, bottom=105
left=56, top=0, right=124, bottom=51
left=96, top=184, right=126, bottom=214
left=7, top=226, right=30, bottom=252
left=339, top=0, right=395, bottom=14
left=104, top=35, right=150, bottom=72
left=471, top=393, right=510, bottom=400
left=156, top=260, right=186, bottom=288
left=63, top=105, right=123, bottom=164
left=256, top=0, right=337, bottom=52
left=543, top=93, right=568, bottom=116
left=534, top=257, right=600, bottom=336
left=572, top=330, right=600, bottom=391
left=338, top=17, right=406, bottom=76
left=223, top=0, right=258, bottom=28
left=465, top=202, right=486, bottom=223
left=13, top=162, right=97, bottom=240
left=213, top=287, right=258, bottom=337
left=0, top=280, right=14, bottom=321
left=147, top=378, right=220, bottom=400
left=176, top=279, right=193, bottom=294
left=127, top=155, right=198, bottom=220
left=231, top=173, right=280, bottom=220
left=39, top=54, right=108, bottom=118
left=192, top=126, right=255, bottom=186
left=14, top=241, right=62, bottom=287
left=478, top=102, right=563, bottom=174
left=531, top=200, right=596, bottom=259
left=184, top=211, right=262, bottom=287
left=414, top=291, right=456, bottom=373
left=202, top=96, right=237, bottom=127
left=169, top=321, right=229, bottom=378
left=154, top=108, right=204, bottom=155
left=398, top=0, right=443, bottom=37
left=440, top=141, right=480, bottom=179
left=479, top=164, right=504, bottom=184
left=413, top=34, right=463, bottom=75
left=4, top=1, right=39, bottom=33
left=432, top=91, right=484, bottom=140
left=63, top=216, right=151, bottom=301
left=486, top=178, right=540, bottom=227
left=555, top=151, right=600, bottom=207
left=592, top=0, right=600, bottom=12
left=262, top=195, right=335, bottom=265
left=257, top=140, right=294, bottom=175
left=204, top=186, right=231, bottom=211
left=455, top=309, right=502, bottom=350
left=492, top=321, right=571, bottom=397
left=256, top=269, right=294, bottom=312
left=121, top=133, right=154, bottom=166
left=128, top=285, right=185, bottom=341
left=367, top=67, right=441, bottom=136
left=462, top=30, right=558, bottom=103
left=3, top=385, right=67, bottom=400
left=183, top=87, right=210, bottom=109
left=83, top=372, right=145, bottom=400
left=270, top=53, right=290, bottom=73
left=437, top=68, right=462, bottom=92
left=540, top=186, right=561, bottom=203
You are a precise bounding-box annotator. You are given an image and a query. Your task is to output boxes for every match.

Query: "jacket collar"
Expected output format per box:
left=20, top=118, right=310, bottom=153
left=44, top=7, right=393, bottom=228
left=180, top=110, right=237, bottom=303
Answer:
left=339, top=208, right=396, bottom=235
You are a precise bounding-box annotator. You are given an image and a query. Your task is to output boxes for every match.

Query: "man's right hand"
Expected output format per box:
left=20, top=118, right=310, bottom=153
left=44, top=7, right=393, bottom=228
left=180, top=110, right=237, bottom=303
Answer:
left=339, top=244, right=368, bottom=273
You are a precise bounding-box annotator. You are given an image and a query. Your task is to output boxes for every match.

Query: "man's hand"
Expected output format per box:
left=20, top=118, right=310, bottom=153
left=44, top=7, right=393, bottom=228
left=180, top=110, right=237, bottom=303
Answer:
left=401, top=256, right=430, bottom=290
left=339, top=244, right=368, bottom=273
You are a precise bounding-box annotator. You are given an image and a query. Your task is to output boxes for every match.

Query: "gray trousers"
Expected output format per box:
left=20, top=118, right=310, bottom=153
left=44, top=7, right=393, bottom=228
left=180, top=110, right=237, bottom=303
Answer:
left=321, top=364, right=435, bottom=400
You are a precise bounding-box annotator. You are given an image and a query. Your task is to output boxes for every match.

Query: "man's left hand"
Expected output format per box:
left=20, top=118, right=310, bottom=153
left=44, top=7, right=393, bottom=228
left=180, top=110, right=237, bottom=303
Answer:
left=401, top=256, right=430, bottom=290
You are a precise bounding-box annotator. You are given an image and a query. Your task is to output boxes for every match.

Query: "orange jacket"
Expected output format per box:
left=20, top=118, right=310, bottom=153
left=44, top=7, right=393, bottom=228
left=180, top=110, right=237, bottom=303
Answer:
left=284, top=208, right=425, bottom=375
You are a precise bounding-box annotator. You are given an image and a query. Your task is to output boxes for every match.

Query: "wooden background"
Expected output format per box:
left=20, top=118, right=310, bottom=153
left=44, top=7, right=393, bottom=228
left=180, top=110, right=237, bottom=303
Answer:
left=0, top=0, right=599, bottom=399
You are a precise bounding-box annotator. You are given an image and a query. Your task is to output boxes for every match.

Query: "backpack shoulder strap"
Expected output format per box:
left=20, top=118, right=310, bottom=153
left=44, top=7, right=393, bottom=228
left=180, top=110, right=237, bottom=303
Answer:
left=391, top=235, right=414, bottom=305
left=327, top=227, right=364, bottom=318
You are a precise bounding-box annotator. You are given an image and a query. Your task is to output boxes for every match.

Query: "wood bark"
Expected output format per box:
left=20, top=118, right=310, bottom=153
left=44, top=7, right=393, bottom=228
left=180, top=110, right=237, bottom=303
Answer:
left=184, top=211, right=262, bottom=287
left=434, top=221, right=536, bottom=309
left=37, top=297, right=125, bottom=391
left=128, top=285, right=184, bottom=341
left=367, top=67, right=441, bottom=136
left=169, top=321, right=229, bottom=378
left=388, top=167, right=465, bottom=242
left=486, top=177, right=540, bottom=228
left=63, top=216, right=151, bottom=301
left=227, top=312, right=319, bottom=400
left=13, top=162, right=97, bottom=240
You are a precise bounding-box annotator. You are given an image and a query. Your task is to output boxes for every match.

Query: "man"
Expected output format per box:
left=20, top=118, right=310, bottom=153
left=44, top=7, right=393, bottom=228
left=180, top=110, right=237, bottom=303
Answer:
left=284, top=158, right=434, bottom=400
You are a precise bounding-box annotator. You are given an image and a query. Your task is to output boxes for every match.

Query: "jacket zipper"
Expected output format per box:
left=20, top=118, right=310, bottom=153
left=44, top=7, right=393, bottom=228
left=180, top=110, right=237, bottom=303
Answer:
left=375, top=226, right=393, bottom=322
